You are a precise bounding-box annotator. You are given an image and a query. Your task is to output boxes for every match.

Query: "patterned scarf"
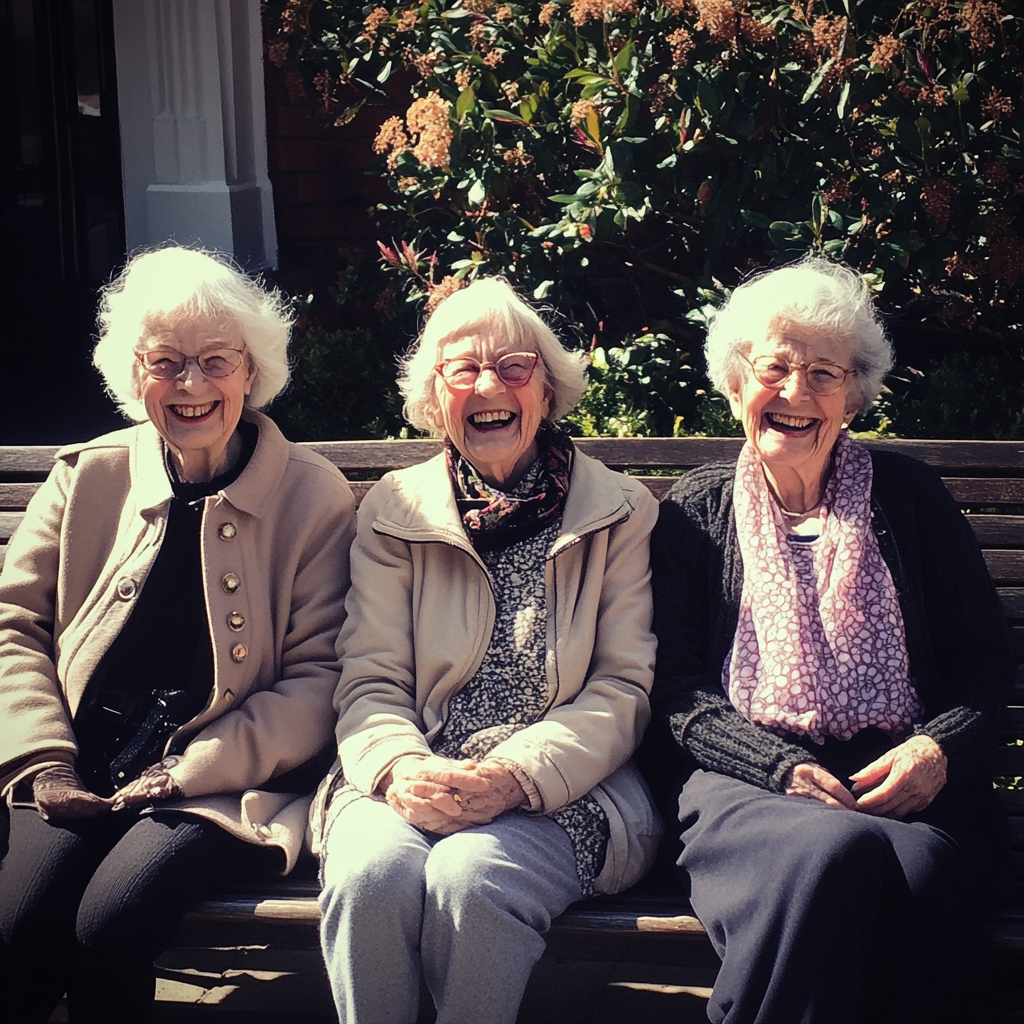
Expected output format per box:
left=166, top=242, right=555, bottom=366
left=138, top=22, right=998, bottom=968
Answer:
left=446, top=420, right=574, bottom=553
left=726, top=432, right=922, bottom=743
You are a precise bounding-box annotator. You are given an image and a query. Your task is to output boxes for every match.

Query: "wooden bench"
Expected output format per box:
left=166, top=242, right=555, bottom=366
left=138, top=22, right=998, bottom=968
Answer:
left=3, top=437, right=1023, bottom=1000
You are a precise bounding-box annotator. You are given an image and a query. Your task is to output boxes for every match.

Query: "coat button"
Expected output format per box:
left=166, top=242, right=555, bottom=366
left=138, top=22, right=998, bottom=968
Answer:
left=116, top=578, right=137, bottom=599
left=221, top=572, right=241, bottom=594
left=227, top=611, right=245, bottom=631
left=231, top=643, right=248, bottom=663
left=218, top=522, right=237, bottom=540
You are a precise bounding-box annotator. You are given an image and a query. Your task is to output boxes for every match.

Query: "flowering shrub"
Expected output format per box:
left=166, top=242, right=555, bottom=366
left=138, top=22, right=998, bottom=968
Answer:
left=264, top=0, right=1023, bottom=436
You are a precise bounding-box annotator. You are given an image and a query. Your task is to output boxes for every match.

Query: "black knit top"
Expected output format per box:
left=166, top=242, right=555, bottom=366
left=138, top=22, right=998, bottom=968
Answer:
left=648, top=449, right=1013, bottom=796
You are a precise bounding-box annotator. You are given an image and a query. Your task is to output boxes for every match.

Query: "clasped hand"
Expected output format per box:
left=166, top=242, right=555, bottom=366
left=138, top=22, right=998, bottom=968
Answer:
left=382, top=754, right=527, bottom=835
left=32, top=762, right=183, bottom=821
left=783, top=734, right=948, bottom=819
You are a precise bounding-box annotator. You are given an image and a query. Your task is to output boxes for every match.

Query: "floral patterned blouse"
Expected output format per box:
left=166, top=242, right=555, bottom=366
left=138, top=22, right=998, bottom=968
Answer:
left=432, top=463, right=610, bottom=897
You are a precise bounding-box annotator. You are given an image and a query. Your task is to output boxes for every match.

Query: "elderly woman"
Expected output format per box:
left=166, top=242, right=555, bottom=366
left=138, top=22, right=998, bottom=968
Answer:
left=0, top=246, right=355, bottom=1023
left=649, top=257, right=1012, bottom=1024
left=313, top=277, right=660, bottom=1024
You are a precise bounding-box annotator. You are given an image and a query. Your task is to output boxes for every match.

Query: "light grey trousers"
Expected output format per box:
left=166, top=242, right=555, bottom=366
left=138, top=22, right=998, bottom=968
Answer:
left=318, top=794, right=583, bottom=1024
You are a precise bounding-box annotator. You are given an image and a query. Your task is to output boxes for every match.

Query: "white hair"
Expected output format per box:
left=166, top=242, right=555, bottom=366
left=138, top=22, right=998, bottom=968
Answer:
left=93, top=246, right=293, bottom=421
left=704, top=256, right=894, bottom=412
left=398, top=277, right=589, bottom=434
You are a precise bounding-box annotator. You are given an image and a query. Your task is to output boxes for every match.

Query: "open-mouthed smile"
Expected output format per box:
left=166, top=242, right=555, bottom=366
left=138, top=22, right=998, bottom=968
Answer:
left=169, top=401, right=219, bottom=421
left=765, top=411, right=818, bottom=432
left=468, top=410, right=516, bottom=431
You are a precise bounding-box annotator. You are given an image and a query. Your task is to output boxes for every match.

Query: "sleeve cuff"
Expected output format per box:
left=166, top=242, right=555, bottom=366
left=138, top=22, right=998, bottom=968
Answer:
left=490, top=757, right=542, bottom=812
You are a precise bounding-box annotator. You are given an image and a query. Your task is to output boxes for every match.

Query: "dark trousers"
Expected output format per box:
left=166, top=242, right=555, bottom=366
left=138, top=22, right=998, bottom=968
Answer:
left=676, top=770, right=997, bottom=1024
left=0, top=805, right=277, bottom=1024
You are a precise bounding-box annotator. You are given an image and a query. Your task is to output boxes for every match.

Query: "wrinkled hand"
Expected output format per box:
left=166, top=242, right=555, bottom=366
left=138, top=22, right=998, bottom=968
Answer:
left=33, top=765, right=111, bottom=821
left=850, top=735, right=947, bottom=819
left=382, top=755, right=489, bottom=833
left=783, top=762, right=858, bottom=811
left=422, top=758, right=529, bottom=835
left=110, top=762, right=184, bottom=812
left=447, top=759, right=526, bottom=820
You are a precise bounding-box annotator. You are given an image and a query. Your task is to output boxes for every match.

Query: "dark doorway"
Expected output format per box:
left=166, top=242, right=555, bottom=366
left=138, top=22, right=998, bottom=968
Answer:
left=1, top=0, right=127, bottom=443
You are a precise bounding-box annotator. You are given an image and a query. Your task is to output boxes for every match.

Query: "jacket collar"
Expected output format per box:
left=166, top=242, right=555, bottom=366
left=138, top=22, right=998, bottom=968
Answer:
left=127, top=408, right=287, bottom=519
left=371, top=445, right=633, bottom=556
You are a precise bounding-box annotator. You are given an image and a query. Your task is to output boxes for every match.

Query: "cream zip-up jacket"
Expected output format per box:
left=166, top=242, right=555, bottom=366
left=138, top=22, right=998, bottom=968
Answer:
left=311, top=448, right=661, bottom=894
left=0, top=411, right=355, bottom=873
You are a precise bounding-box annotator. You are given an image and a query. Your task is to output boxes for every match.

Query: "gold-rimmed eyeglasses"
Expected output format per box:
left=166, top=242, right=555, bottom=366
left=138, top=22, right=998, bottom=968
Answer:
left=739, top=352, right=855, bottom=397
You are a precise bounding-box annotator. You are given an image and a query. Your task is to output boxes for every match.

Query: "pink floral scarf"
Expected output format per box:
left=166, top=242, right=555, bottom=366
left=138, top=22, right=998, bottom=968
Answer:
left=726, top=432, right=922, bottom=743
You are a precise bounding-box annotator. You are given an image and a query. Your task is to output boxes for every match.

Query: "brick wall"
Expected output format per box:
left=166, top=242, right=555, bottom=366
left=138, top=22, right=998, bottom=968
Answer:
left=262, top=59, right=403, bottom=314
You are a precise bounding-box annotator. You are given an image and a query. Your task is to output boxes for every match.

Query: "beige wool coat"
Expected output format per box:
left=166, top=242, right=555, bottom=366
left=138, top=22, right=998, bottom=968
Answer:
left=311, top=448, right=661, bottom=894
left=0, top=410, right=355, bottom=873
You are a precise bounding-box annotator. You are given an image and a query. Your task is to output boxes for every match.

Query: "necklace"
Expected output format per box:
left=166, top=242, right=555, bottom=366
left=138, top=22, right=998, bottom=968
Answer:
left=774, top=498, right=826, bottom=519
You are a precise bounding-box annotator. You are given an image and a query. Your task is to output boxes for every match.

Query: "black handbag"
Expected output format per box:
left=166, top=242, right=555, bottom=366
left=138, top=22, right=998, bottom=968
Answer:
left=76, top=688, right=195, bottom=796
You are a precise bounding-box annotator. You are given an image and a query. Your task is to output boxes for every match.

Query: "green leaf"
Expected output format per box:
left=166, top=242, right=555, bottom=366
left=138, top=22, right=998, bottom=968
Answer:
left=467, top=179, right=487, bottom=206
left=836, top=80, right=851, bottom=120
left=376, top=60, right=393, bottom=84
left=613, top=39, right=635, bottom=75
left=616, top=93, right=640, bottom=133
left=802, top=57, right=835, bottom=104
left=519, top=93, right=540, bottom=123
left=482, top=108, right=530, bottom=125
left=456, top=86, right=476, bottom=119
left=334, top=99, right=366, bottom=127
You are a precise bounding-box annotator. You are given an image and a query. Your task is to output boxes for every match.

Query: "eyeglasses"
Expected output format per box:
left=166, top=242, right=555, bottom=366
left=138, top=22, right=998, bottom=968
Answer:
left=740, top=352, right=855, bottom=397
left=136, top=347, right=248, bottom=381
left=435, top=352, right=539, bottom=390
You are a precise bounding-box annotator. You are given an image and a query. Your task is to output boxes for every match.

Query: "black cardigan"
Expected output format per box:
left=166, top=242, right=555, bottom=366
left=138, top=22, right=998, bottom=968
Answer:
left=649, top=449, right=1013, bottom=794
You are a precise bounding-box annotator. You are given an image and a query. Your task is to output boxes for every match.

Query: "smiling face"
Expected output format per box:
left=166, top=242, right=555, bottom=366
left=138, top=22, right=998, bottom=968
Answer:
left=433, top=333, right=552, bottom=489
left=727, top=323, right=862, bottom=497
left=136, top=315, right=255, bottom=483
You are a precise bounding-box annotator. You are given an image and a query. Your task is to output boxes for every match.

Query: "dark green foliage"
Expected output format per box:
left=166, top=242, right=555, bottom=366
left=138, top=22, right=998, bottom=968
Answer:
left=880, top=350, right=1024, bottom=439
left=270, top=325, right=408, bottom=441
left=264, top=0, right=1023, bottom=437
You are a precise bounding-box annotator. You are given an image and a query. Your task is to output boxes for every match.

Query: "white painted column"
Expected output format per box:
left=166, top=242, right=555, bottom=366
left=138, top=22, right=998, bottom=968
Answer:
left=112, top=0, right=278, bottom=269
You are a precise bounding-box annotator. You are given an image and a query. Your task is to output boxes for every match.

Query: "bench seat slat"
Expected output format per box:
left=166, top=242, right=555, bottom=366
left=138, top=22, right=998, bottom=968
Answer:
left=180, top=892, right=1024, bottom=950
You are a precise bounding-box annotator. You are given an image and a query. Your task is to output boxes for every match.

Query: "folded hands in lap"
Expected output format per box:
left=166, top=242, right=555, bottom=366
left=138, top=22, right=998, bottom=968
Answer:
left=382, top=754, right=527, bottom=835
left=783, top=734, right=948, bottom=819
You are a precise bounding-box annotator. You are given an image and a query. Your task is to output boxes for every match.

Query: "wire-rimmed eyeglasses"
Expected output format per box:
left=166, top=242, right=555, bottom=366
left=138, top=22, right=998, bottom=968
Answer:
left=435, top=352, right=539, bottom=390
left=739, top=351, right=855, bottom=397
left=136, top=347, right=248, bottom=381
